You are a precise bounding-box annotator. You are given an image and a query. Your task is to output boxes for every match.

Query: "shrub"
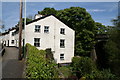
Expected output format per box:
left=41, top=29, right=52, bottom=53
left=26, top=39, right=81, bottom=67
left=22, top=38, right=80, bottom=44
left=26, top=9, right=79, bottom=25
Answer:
left=25, top=43, right=58, bottom=79
left=59, top=66, right=72, bottom=78
left=85, top=69, right=118, bottom=80
left=71, top=56, right=96, bottom=79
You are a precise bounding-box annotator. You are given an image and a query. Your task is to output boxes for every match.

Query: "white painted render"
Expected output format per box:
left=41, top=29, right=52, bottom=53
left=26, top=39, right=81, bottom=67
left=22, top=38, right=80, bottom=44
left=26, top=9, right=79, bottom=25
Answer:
left=0, top=15, right=75, bottom=64
left=25, top=15, right=75, bottom=63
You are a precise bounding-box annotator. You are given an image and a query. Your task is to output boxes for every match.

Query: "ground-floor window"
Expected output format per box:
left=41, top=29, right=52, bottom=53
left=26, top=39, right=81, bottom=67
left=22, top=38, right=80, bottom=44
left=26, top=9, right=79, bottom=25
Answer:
left=60, top=53, right=64, bottom=60
left=34, top=38, right=40, bottom=47
left=11, top=40, right=14, bottom=44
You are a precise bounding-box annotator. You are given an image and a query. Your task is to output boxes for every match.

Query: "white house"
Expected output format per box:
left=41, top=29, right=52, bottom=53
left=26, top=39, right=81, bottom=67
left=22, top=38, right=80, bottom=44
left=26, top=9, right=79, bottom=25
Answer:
left=0, top=14, right=75, bottom=64
left=25, top=14, right=75, bottom=63
left=1, top=28, right=17, bottom=47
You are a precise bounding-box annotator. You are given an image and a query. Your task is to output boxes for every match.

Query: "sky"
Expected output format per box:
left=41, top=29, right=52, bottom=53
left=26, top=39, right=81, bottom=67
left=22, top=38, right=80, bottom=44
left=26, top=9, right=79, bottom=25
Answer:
left=1, top=2, right=119, bottom=31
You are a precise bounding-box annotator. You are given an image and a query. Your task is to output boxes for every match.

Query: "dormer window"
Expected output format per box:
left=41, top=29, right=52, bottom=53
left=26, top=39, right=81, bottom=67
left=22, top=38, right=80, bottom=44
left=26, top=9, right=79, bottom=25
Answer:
left=60, top=28, right=65, bottom=34
left=35, top=25, right=40, bottom=32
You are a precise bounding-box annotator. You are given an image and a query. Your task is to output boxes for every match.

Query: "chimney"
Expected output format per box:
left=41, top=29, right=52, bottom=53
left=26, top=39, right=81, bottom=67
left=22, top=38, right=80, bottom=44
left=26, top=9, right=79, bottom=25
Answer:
left=34, top=14, right=43, bottom=19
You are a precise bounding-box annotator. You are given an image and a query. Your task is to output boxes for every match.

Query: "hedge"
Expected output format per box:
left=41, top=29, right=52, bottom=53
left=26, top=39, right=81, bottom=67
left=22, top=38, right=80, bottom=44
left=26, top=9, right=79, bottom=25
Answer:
left=25, top=43, right=58, bottom=79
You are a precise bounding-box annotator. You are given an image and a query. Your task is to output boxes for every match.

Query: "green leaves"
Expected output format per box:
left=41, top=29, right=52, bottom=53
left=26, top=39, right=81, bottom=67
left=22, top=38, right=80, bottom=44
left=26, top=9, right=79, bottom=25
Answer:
left=25, top=43, right=58, bottom=79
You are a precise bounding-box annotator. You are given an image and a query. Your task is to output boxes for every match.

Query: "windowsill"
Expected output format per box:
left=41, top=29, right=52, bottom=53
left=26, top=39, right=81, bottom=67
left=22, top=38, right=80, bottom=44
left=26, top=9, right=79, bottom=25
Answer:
left=35, top=32, right=40, bottom=33
left=60, top=59, right=64, bottom=60
left=44, top=32, right=49, bottom=34
left=34, top=46, right=40, bottom=47
left=60, top=46, right=65, bottom=48
left=60, top=34, right=65, bottom=35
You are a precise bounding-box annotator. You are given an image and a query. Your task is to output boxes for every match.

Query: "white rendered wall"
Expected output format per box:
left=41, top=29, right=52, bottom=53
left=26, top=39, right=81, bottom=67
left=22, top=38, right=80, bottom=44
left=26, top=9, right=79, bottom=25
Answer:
left=25, top=15, right=75, bottom=63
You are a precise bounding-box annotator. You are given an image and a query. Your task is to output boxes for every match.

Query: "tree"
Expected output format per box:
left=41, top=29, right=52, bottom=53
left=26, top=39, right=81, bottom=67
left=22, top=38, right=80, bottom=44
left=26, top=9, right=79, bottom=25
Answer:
left=95, top=22, right=109, bottom=34
left=38, top=7, right=57, bottom=15
left=105, top=16, right=120, bottom=77
left=27, top=15, right=34, bottom=20
left=56, top=7, right=97, bottom=56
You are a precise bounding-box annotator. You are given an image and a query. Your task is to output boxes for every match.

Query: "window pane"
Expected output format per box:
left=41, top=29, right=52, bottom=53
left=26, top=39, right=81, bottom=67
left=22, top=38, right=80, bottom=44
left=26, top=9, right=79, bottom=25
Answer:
left=34, top=38, right=40, bottom=47
left=60, top=28, right=65, bottom=34
left=35, top=25, right=40, bottom=32
left=44, top=26, right=49, bottom=33
left=60, top=39, right=65, bottom=48
left=60, top=54, right=64, bottom=60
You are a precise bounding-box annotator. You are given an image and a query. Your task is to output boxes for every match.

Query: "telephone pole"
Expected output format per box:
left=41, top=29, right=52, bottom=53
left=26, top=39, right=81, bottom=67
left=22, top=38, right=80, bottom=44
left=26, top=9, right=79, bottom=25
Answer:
left=18, top=0, right=23, bottom=60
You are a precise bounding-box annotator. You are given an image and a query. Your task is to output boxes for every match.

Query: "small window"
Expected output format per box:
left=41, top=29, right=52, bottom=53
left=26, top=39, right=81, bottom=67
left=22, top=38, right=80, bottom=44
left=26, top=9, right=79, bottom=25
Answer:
left=12, top=32, right=14, bottom=36
left=34, top=38, right=40, bottom=47
left=11, top=40, right=14, bottom=44
left=60, top=28, right=65, bottom=34
left=60, top=39, right=65, bottom=48
left=44, top=26, right=49, bottom=33
left=60, top=54, right=64, bottom=60
left=35, top=25, right=40, bottom=32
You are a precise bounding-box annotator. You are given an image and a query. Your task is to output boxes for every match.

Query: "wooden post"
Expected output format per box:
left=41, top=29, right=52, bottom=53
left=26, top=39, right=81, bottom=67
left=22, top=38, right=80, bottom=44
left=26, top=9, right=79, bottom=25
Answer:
left=18, top=0, right=23, bottom=60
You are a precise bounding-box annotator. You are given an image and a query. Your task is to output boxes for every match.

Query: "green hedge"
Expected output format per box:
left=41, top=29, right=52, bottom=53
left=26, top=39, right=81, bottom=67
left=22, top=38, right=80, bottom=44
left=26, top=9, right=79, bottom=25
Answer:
left=25, top=43, right=58, bottom=79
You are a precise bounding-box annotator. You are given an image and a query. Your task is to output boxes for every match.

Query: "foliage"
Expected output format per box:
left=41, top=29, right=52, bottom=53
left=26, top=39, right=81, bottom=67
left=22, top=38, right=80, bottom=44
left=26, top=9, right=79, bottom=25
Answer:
left=95, top=22, right=109, bottom=34
left=38, top=7, right=57, bottom=15
left=71, top=56, right=118, bottom=80
left=85, top=69, right=118, bottom=80
left=105, top=17, right=120, bottom=77
left=58, top=66, right=72, bottom=78
left=25, top=43, right=58, bottom=79
left=45, top=48, right=54, bottom=60
left=71, top=56, right=96, bottom=79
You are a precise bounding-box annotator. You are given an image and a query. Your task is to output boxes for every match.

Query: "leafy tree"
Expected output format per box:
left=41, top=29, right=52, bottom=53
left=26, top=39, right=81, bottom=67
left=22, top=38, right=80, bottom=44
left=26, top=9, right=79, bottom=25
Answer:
left=56, top=7, right=97, bottom=56
left=105, top=17, right=120, bottom=77
left=38, top=7, right=57, bottom=15
left=95, top=22, right=108, bottom=34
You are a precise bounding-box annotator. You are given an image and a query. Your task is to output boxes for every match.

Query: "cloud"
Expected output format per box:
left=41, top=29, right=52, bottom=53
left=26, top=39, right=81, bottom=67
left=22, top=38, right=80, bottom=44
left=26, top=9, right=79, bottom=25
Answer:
left=87, top=9, right=106, bottom=12
left=46, top=3, right=56, bottom=7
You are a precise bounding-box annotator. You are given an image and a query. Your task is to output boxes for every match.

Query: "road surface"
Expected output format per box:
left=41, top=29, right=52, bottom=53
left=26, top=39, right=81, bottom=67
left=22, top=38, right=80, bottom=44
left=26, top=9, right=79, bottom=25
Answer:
left=2, top=47, right=25, bottom=79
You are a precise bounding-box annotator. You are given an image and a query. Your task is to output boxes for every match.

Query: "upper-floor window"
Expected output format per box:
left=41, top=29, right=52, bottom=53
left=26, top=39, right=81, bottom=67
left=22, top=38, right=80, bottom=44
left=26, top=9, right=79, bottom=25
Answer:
left=12, top=32, right=14, bottom=36
left=60, top=39, right=65, bottom=48
left=44, top=26, right=49, bottom=33
left=60, top=54, right=64, bottom=60
left=35, top=25, right=40, bottom=32
left=34, top=38, right=40, bottom=47
left=11, top=40, right=14, bottom=44
left=60, top=28, right=65, bottom=34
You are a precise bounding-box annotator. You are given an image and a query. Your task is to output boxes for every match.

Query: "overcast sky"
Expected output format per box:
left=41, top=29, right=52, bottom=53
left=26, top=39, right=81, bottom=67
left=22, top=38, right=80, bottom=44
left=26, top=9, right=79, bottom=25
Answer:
left=1, top=2, right=119, bottom=31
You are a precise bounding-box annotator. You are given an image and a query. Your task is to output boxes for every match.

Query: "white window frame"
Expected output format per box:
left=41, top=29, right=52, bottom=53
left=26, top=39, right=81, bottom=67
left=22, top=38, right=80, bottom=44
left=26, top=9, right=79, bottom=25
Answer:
left=11, top=40, right=14, bottom=44
left=35, top=25, right=41, bottom=32
left=34, top=38, right=40, bottom=47
left=60, top=53, right=64, bottom=60
left=44, top=26, right=49, bottom=33
left=60, top=39, right=65, bottom=48
left=60, top=28, right=65, bottom=34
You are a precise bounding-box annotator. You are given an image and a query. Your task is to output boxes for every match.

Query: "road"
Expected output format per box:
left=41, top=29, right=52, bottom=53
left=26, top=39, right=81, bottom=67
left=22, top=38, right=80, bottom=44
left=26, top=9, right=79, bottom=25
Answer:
left=1, top=47, right=25, bottom=79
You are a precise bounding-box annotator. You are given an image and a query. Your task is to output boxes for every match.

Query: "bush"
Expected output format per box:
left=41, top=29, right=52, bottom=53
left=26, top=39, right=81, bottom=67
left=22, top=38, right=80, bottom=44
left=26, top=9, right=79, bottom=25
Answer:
left=71, top=56, right=96, bottom=79
left=25, top=43, right=58, bottom=79
left=59, top=66, right=72, bottom=78
left=85, top=69, right=118, bottom=80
